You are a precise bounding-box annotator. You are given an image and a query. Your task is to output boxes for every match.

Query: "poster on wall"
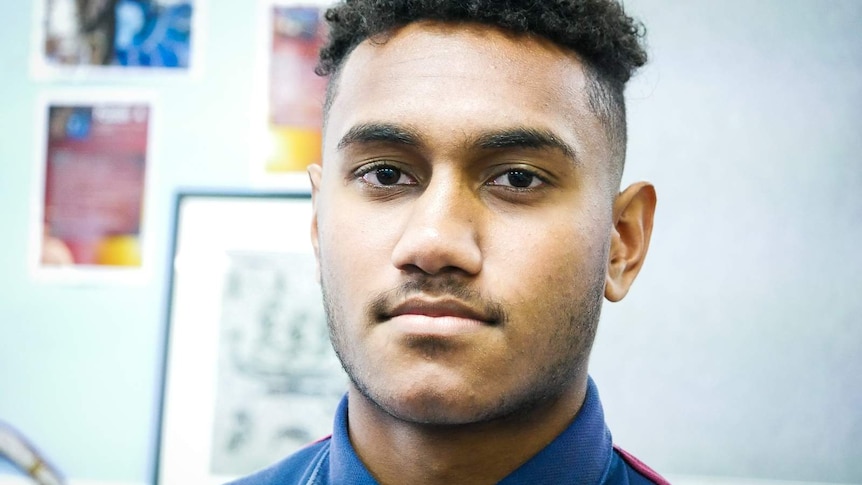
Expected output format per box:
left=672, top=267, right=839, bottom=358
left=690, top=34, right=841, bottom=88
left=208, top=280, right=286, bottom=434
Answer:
left=32, top=0, right=200, bottom=78
left=251, top=1, right=329, bottom=187
left=31, top=92, right=155, bottom=283
left=157, top=192, right=348, bottom=484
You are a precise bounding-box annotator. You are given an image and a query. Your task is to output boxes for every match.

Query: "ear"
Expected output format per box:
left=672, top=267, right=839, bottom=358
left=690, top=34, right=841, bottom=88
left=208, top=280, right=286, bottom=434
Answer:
left=308, top=163, right=323, bottom=282
left=605, top=181, right=656, bottom=302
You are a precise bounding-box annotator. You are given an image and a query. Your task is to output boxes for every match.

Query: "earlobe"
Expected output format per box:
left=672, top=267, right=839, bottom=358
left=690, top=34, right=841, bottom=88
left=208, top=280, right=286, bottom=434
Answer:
left=308, top=164, right=323, bottom=283
left=605, top=182, right=656, bottom=302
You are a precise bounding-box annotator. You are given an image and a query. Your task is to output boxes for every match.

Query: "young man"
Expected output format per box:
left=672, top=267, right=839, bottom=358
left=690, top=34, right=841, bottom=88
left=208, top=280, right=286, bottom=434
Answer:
left=233, top=0, right=662, bottom=483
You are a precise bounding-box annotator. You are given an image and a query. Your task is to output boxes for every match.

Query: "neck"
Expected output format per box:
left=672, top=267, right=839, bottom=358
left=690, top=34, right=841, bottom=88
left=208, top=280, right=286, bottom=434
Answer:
left=346, top=382, right=587, bottom=485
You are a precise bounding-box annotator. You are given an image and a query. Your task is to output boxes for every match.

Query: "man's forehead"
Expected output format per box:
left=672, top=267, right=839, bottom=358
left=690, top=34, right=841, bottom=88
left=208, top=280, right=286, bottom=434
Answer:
left=320, top=20, right=608, bottom=170
left=342, top=20, right=585, bottom=73
left=327, top=20, right=591, bottom=121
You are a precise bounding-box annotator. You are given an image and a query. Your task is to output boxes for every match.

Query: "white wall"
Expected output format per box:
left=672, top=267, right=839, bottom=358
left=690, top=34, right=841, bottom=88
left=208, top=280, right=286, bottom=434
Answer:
left=0, top=0, right=859, bottom=483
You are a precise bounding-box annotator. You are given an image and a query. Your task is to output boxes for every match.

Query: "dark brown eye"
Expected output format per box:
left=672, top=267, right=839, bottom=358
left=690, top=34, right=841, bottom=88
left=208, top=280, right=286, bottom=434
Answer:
left=489, top=169, right=543, bottom=189
left=359, top=164, right=416, bottom=186
left=374, top=167, right=401, bottom=185
left=506, top=170, right=534, bottom=188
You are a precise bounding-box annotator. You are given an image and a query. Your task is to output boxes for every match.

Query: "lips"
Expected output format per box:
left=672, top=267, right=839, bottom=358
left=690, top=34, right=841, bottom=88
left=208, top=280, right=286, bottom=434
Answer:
left=388, top=297, right=495, bottom=324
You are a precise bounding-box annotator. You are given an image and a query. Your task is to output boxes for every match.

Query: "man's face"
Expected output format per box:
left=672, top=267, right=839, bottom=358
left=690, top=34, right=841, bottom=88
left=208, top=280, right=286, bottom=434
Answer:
left=310, top=22, right=618, bottom=425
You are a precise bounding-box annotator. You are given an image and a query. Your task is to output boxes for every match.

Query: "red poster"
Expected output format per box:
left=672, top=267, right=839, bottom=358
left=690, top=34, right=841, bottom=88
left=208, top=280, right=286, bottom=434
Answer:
left=40, top=102, right=150, bottom=268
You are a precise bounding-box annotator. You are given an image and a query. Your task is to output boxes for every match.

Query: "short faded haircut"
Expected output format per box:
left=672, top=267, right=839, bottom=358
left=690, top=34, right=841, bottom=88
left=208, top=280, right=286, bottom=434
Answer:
left=315, top=0, right=647, bottom=179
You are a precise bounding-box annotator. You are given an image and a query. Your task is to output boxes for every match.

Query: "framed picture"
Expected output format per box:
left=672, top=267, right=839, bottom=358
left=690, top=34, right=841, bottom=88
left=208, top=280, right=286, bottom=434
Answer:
left=249, top=0, right=330, bottom=188
left=31, top=0, right=203, bottom=79
left=29, top=90, right=157, bottom=284
left=155, top=191, right=348, bottom=484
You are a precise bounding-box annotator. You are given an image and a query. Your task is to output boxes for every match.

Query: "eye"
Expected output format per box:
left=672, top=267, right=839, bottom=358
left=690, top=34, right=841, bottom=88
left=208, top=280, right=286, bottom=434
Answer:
left=357, top=164, right=417, bottom=186
left=488, top=169, right=545, bottom=189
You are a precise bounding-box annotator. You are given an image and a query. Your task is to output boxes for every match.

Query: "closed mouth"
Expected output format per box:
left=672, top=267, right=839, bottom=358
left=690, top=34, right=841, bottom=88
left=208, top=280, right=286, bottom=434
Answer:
left=386, top=297, right=498, bottom=325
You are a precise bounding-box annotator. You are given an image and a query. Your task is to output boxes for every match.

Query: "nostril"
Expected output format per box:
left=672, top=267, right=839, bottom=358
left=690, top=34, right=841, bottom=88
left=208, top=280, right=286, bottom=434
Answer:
left=398, top=262, right=428, bottom=276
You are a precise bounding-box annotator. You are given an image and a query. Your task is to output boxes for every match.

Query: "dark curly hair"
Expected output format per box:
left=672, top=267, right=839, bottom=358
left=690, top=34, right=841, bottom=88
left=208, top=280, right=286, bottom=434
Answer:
left=316, top=0, right=647, bottom=173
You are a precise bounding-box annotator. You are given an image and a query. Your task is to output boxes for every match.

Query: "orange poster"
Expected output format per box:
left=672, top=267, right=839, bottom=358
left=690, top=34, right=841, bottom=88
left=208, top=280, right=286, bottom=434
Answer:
left=266, top=6, right=327, bottom=173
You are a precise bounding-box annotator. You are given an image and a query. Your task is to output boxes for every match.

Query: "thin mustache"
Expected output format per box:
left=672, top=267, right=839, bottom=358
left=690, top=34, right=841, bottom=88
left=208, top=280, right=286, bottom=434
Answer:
left=368, top=277, right=508, bottom=325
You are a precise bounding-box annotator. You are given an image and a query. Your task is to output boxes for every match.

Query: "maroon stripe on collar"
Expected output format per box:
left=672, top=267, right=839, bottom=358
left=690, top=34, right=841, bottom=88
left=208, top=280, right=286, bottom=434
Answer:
left=613, top=445, right=671, bottom=485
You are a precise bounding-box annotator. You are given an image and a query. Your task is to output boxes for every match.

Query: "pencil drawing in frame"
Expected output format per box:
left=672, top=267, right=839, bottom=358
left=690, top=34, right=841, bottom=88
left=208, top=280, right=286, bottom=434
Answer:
left=156, top=191, right=347, bottom=484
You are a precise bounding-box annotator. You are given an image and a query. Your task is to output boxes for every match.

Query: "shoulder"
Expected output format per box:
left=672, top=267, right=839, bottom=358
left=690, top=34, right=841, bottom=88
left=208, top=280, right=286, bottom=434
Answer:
left=606, top=445, right=671, bottom=485
left=225, top=437, right=331, bottom=485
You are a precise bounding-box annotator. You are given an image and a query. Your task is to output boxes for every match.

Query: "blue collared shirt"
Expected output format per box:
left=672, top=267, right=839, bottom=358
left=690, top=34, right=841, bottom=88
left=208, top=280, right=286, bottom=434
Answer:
left=228, top=378, right=667, bottom=484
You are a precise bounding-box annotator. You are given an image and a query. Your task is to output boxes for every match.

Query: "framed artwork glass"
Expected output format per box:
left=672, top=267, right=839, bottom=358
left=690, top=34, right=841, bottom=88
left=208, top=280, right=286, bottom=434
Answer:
left=155, top=191, right=347, bottom=484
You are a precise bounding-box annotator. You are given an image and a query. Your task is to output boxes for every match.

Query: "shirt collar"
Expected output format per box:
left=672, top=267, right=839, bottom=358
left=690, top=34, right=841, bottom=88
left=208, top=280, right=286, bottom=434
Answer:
left=328, top=395, right=376, bottom=484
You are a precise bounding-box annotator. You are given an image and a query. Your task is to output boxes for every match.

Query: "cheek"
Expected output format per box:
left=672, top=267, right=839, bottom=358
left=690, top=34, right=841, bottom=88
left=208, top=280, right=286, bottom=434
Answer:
left=492, top=214, right=610, bottom=305
left=318, top=208, right=395, bottom=303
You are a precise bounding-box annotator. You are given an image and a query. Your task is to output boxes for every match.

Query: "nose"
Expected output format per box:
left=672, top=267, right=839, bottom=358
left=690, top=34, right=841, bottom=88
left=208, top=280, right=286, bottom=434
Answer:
left=390, top=176, right=483, bottom=277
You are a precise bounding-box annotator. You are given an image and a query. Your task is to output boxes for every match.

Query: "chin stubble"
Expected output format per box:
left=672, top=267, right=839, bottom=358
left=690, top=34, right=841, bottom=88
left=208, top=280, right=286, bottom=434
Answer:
left=318, top=263, right=606, bottom=426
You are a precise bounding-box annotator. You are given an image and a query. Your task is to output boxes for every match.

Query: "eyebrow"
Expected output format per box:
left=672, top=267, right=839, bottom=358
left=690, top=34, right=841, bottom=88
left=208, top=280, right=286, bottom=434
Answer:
left=472, top=128, right=578, bottom=163
left=337, top=123, right=422, bottom=150
left=337, top=122, right=577, bottom=162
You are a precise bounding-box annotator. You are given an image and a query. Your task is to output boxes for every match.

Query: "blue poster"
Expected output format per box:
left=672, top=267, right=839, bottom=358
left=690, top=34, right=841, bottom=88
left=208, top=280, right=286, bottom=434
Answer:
left=43, top=0, right=194, bottom=69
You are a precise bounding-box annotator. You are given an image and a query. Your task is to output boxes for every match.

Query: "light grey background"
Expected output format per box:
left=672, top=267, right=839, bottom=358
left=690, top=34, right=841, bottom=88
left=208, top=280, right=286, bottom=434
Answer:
left=0, top=0, right=859, bottom=482
left=593, top=1, right=862, bottom=482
